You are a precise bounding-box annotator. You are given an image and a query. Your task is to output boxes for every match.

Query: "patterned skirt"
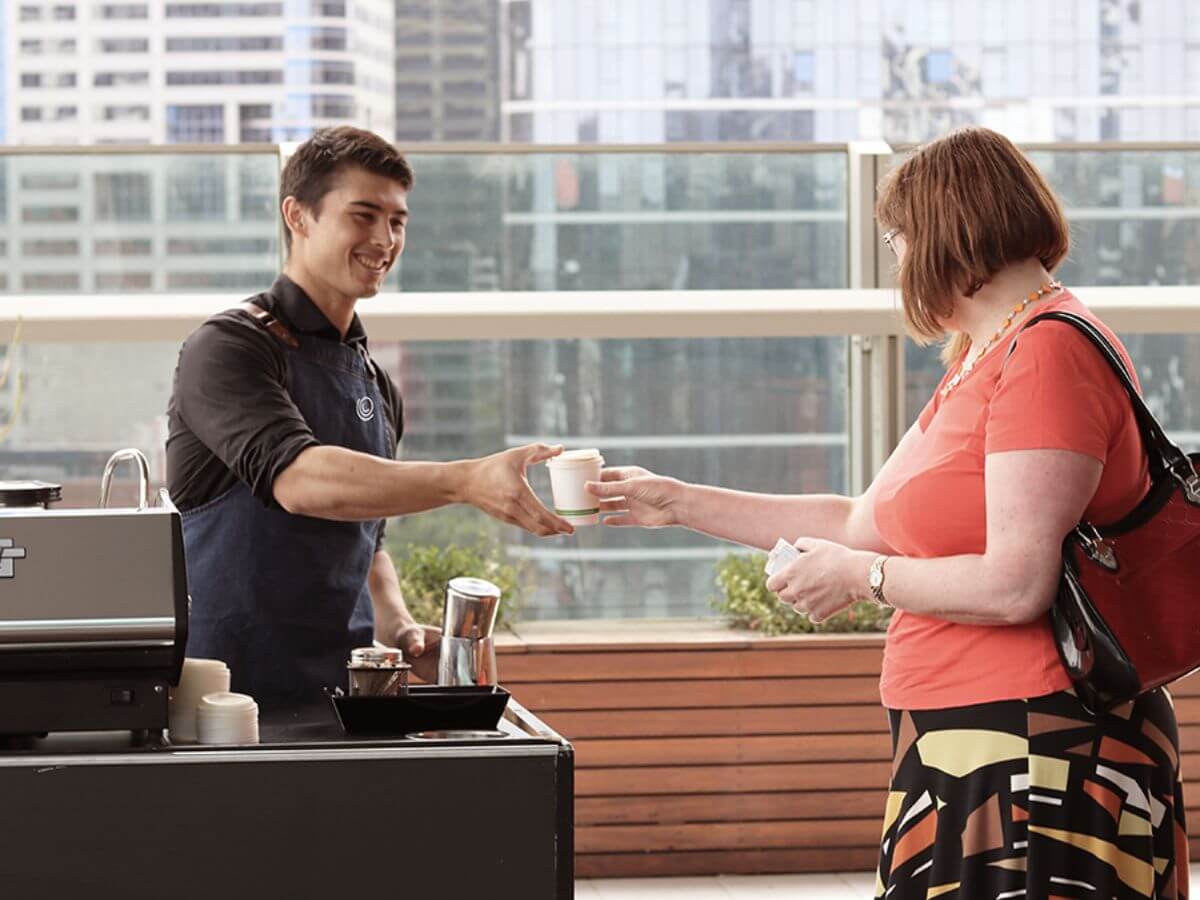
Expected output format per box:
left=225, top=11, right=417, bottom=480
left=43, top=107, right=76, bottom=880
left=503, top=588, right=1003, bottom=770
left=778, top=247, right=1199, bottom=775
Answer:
left=877, top=688, right=1189, bottom=899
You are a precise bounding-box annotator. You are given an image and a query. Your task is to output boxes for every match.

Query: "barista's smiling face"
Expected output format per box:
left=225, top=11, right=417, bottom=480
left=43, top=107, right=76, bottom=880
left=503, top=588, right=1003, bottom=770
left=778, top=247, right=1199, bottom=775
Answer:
left=284, top=165, right=409, bottom=305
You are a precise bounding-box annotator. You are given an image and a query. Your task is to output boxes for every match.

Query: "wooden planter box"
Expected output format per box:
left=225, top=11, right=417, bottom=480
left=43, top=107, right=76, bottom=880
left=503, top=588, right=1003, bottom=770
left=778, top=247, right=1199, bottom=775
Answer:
left=497, top=620, right=1200, bottom=880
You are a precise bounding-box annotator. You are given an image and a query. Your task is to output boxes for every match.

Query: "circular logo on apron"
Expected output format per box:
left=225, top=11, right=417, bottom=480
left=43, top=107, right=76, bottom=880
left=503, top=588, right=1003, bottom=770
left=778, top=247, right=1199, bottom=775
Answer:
left=356, top=396, right=376, bottom=423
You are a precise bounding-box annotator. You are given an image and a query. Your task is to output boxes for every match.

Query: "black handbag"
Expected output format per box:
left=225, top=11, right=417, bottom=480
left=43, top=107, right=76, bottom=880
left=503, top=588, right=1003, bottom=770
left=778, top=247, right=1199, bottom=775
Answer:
left=1008, top=311, right=1200, bottom=713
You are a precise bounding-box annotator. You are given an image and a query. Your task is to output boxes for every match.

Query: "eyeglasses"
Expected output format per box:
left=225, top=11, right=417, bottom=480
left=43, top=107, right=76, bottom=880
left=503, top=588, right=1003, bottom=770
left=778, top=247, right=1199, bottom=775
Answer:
left=882, top=228, right=901, bottom=257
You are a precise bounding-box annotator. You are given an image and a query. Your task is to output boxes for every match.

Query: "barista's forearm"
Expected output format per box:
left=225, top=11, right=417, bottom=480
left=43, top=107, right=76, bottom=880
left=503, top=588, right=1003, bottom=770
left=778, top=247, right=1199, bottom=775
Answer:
left=368, top=550, right=415, bottom=642
left=677, top=484, right=864, bottom=551
left=273, top=445, right=472, bottom=520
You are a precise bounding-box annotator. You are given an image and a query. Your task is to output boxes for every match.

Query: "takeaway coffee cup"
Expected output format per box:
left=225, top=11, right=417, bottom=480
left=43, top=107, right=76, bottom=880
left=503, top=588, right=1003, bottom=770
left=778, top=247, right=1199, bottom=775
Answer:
left=545, top=448, right=605, bottom=526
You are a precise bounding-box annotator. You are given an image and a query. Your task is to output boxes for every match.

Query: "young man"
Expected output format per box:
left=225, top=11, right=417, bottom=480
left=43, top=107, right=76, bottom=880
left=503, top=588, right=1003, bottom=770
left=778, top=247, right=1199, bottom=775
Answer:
left=166, top=127, right=572, bottom=707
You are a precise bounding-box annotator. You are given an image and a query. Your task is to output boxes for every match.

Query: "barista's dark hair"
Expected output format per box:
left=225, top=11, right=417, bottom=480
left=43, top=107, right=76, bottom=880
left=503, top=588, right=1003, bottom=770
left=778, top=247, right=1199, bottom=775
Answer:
left=279, top=126, right=414, bottom=252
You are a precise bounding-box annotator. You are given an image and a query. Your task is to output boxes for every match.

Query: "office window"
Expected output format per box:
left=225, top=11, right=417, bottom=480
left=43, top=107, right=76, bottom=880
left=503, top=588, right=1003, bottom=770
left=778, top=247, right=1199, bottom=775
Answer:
left=22, top=239, right=79, bottom=256
left=166, top=104, right=226, bottom=143
left=287, top=93, right=354, bottom=118
left=168, top=237, right=273, bottom=254
left=96, top=272, right=153, bottom=290
left=20, top=40, right=43, bottom=54
left=54, top=106, right=78, bottom=121
left=790, top=50, right=815, bottom=93
left=22, top=205, right=78, bottom=222
left=286, top=25, right=346, bottom=50
left=94, top=71, right=150, bottom=87
left=21, top=107, right=43, bottom=122
left=94, top=238, right=152, bottom=255
left=444, top=53, right=483, bottom=71
left=19, top=5, right=42, bottom=21
left=26, top=72, right=79, bottom=89
left=99, top=3, right=148, bottom=17
left=924, top=49, right=953, bottom=83
left=102, top=105, right=151, bottom=121
left=23, top=273, right=80, bottom=291
left=239, top=104, right=273, bottom=144
left=285, top=59, right=353, bottom=84
left=168, top=159, right=227, bottom=220
left=166, top=36, right=283, bottom=51
left=93, top=173, right=152, bottom=221
left=99, top=38, right=149, bottom=53
left=167, top=70, right=281, bottom=85
left=20, top=173, right=79, bottom=190
left=166, top=3, right=283, bottom=16
left=51, top=4, right=75, bottom=19
left=1187, top=48, right=1200, bottom=96
left=167, top=270, right=275, bottom=289
left=286, top=0, right=345, bottom=14
left=443, top=80, right=486, bottom=97
left=982, top=48, right=1006, bottom=96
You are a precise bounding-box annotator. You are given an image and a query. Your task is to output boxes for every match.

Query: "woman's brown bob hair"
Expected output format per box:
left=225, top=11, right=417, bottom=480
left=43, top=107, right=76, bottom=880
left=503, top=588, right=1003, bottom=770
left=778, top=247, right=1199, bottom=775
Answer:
left=875, top=127, right=1070, bottom=363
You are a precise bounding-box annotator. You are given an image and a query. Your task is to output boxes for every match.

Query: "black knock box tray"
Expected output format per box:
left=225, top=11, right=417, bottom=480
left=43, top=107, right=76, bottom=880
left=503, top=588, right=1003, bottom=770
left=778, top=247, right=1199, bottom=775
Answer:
left=330, top=685, right=510, bottom=735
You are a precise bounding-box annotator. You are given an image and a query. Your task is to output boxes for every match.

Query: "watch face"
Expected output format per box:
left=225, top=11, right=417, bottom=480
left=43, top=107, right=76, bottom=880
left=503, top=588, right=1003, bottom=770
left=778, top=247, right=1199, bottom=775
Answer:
left=869, top=564, right=883, bottom=588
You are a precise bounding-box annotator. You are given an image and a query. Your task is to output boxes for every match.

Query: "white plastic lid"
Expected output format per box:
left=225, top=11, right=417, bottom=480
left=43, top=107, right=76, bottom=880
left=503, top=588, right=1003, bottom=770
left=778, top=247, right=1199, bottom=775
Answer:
left=197, top=691, right=257, bottom=713
left=546, top=448, right=604, bottom=467
left=183, top=658, right=230, bottom=672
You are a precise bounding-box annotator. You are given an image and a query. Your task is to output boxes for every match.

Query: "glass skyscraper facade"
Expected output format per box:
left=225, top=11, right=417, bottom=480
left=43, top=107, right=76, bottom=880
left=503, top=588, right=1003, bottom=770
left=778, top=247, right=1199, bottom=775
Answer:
left=502, top=0, right=1200, bottom=145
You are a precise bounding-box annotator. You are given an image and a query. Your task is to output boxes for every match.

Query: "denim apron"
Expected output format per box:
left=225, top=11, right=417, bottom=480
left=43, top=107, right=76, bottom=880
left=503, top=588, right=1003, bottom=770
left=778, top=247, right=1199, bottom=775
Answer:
left=182, top=321, right=392, bottom=708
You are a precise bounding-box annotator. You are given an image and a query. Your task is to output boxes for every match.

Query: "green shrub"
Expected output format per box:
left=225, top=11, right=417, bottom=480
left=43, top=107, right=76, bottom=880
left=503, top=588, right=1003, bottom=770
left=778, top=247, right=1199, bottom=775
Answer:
left=712, top=551, right=893, bottom=635
left=393, top=541, right=529, bottom=631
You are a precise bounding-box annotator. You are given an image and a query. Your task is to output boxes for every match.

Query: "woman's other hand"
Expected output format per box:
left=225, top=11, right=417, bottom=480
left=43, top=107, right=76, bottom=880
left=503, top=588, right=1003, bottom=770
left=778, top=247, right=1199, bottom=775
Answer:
left=586, top=466, right=685, bottom=528
left=765, top=538, right=871, bottom=623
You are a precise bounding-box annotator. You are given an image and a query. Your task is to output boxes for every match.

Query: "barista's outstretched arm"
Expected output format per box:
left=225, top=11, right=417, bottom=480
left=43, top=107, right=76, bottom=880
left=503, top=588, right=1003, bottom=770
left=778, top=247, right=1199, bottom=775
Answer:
left=274, top=443, right=574, bottom=537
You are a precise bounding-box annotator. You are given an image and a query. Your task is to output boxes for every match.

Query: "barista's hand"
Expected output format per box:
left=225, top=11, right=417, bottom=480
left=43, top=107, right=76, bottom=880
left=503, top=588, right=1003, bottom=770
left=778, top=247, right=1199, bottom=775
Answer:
left=461, top=444, right=575, bottom=538
left=396, top=623, right=442, bottom=684
left=586, top=466, right=685, bottom=528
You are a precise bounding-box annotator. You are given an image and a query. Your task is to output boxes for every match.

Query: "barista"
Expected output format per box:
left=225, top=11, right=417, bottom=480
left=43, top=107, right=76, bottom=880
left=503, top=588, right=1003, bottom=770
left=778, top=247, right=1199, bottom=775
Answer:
left=165, top=127, right=572, bottom=707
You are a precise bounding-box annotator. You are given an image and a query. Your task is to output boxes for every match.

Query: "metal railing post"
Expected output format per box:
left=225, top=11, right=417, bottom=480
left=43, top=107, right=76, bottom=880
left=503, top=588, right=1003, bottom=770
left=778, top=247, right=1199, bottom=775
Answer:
left=847, top=141, right=902, bottom=496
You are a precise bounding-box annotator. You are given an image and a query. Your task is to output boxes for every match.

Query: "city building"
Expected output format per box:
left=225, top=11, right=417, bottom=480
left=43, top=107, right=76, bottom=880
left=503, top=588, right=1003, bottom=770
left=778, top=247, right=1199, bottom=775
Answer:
left=4, top=0, right=394, bottom=145
left=501, top=0, right=1200, bottom=145
left=394, top=0, right=500, bottom=143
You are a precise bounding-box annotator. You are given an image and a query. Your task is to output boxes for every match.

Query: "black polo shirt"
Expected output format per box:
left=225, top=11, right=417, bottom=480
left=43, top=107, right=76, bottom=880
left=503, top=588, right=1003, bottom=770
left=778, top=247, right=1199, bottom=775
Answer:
left=166, top=275, right=403, bottom=538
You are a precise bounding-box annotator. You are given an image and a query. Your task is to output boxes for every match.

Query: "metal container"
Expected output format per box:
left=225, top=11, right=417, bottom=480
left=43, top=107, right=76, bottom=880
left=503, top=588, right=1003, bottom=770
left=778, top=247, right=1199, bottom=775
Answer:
left=437, top=577, right=501, bottom=687
left=346, top=646, right=411, bottom=697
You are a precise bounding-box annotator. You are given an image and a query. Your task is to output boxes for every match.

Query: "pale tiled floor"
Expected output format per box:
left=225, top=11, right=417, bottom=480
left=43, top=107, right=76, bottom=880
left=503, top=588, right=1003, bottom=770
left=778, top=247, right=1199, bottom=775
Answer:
left=577, top=865, right=1200, bottom=898
left=576, top=872, right=873, bottom=899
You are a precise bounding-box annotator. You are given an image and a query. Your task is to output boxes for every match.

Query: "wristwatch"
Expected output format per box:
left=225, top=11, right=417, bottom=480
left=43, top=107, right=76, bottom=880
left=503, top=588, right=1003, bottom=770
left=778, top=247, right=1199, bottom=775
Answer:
left=868, top=555, right=890, bottom=606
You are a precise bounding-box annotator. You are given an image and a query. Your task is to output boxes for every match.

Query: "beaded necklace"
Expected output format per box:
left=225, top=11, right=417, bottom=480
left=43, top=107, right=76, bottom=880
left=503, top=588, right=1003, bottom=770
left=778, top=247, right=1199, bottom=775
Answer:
left=939, top=280, right=1063, bottom=399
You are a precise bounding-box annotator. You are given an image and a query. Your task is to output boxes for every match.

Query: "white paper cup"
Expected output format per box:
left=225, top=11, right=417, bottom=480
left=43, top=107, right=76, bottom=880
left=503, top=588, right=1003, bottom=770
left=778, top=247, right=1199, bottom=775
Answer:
left=545, top=448, right=605, bottom=526
left=196, top=692, right=259, bottom=745
left=169, top=658, right=231, bottom=743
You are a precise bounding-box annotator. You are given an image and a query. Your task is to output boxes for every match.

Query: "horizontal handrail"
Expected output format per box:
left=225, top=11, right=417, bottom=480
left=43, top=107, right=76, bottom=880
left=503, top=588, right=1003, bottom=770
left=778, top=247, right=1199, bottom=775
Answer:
left=0, top=285, right=1197, bottom=344
left=1, top=140, right=1199, bottom=160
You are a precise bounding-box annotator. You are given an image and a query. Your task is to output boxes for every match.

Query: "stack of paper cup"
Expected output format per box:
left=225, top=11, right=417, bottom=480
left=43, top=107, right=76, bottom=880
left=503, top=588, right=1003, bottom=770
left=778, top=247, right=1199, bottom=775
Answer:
left=168, top=658, right=231, bottom=743
left=195, top=692, right=259, bottom=745
left=545, top=448, right=605, bottom=526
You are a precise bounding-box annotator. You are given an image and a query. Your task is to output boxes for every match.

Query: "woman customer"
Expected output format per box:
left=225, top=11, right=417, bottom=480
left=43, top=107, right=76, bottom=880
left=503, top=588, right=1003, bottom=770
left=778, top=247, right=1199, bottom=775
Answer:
left=586, top=127, right=1188, bottom=899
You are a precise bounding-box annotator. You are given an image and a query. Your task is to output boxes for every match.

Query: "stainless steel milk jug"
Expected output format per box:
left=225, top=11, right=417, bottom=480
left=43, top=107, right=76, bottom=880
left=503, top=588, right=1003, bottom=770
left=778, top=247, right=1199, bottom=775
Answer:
left=437, top=577, right=501, bottom=686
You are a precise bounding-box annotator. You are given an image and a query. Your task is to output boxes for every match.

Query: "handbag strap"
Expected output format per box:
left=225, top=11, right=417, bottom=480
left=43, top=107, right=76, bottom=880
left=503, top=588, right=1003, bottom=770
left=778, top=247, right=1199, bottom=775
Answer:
left=1005, top=310, right=1199, bottom=494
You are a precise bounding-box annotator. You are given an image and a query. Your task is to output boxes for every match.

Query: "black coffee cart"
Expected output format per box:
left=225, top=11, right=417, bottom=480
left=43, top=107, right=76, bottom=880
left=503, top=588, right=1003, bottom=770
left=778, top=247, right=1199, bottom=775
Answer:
left=0, top=699, right=573, bottom=899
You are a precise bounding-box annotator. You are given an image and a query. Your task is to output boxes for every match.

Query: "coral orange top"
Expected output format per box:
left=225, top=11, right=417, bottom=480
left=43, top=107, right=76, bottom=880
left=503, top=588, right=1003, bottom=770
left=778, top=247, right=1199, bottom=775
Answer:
left=872, top=291, right=1150, bottom=710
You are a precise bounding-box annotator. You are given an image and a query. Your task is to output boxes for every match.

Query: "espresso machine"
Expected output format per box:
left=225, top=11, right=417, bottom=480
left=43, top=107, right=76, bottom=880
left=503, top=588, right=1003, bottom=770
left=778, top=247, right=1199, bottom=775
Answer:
left=0, top=449, right=188, bottom=738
